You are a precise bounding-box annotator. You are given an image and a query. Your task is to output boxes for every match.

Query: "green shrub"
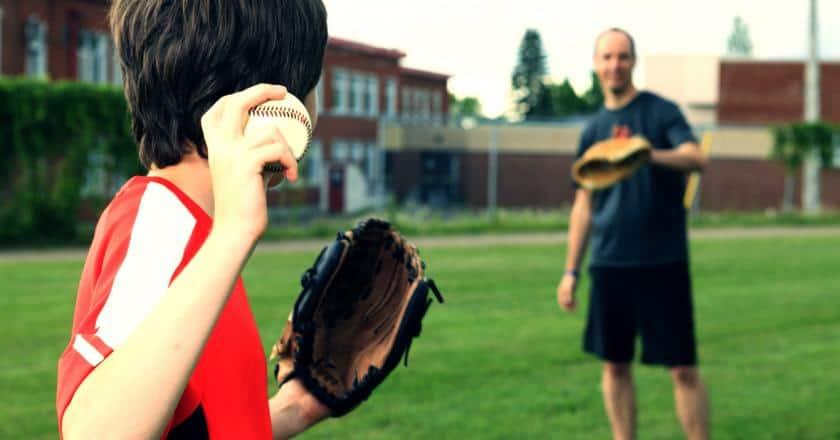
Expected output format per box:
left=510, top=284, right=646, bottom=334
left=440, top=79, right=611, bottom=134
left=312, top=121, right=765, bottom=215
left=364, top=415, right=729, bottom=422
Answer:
left=0, top=77, right=139, bottom=246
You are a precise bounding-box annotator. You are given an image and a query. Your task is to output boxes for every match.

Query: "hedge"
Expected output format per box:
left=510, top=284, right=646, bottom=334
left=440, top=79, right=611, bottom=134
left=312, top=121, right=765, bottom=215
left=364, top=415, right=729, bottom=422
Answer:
left=0, top=77, right=140, bottom=246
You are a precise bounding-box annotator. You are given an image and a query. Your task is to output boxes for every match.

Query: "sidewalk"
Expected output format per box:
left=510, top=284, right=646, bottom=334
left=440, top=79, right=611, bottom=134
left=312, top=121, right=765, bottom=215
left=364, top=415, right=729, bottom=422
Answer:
left=3, top=226, right=840, bottom=263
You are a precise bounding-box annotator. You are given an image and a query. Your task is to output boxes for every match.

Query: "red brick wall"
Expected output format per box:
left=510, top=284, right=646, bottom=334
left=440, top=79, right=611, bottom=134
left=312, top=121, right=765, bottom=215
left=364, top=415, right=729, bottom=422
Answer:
left=0, top=0, right=109, bottom=78
left=461, top=152, right=488, bottom=207
left=322, top=46, right=402, bottom=116
left=396, top=149, right=840, bottom=212
left=719, top=61, right=840, bottom=124
left=388, top=150, right=422, bottom=199
left=313, top=115, right=378, bottom=160
left=718, top=62, right=804, bottom=124
left=821, top=64, right=840, bottom=123
left=700, top=159, right=840, bottom=211
left=400, top=73, right=450, bottom=116
left=821, top=167, right=840, bottom=210
left=460, top=152, right=577, bottom=208
left=697, top=158, right=787, bottom=210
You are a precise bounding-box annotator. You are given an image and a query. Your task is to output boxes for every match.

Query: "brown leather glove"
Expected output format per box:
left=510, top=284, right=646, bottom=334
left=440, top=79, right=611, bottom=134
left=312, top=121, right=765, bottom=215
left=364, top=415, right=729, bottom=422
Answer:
left=572, top=136, right=652, bottom=190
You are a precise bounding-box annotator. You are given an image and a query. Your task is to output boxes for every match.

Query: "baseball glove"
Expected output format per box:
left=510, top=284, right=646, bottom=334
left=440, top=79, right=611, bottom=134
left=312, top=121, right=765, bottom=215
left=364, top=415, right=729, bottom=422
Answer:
left=270, top=218, right=444, bottom=416
left=571, top=135, right=652, bottom=190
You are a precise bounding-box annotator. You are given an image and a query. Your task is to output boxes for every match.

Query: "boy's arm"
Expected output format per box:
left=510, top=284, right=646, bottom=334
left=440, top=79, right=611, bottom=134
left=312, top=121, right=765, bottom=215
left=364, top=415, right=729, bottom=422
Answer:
left=62, top=84, right=299, bottom=439
left=269, top=379, right=330, bottom=440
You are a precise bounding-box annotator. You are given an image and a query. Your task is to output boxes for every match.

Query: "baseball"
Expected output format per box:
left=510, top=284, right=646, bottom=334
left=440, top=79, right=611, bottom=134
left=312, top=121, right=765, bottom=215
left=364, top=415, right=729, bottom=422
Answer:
left=246, top=93, right=313, bottom=173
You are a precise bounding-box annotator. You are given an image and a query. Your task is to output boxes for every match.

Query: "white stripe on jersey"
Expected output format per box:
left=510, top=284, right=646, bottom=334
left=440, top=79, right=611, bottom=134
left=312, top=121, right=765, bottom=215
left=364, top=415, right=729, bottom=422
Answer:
left=92, top=182, right=196, bottom=350
left=73, top=334, right=105, bottom=366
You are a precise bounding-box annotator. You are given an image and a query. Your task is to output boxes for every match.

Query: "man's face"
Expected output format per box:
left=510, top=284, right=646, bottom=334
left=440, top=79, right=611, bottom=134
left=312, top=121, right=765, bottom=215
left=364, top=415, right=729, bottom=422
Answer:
left=594, top=31, right=635, bottom=95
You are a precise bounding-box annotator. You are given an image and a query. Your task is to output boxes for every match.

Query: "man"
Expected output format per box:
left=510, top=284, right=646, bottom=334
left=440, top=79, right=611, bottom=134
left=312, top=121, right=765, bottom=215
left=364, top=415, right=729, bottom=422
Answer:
left=56, top=1, right=332, bottom=438
left=556, top=28, right=710, bottom=440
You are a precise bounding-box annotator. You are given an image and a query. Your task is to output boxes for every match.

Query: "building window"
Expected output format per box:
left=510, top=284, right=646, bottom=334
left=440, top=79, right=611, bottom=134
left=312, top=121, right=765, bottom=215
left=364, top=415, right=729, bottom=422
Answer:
left=0, top=7, right=4, bottom=74
left=78, top=31, right=110, bottom=83
left=332, top=140, right=350, bottom=161
left=385, top=77, right=397, bottom=118
left=367, top=76, right=379, bottom=117
left=111, top=42, right=123, bottom=86
left=302, top=139, right=323, bottom=184
left=351, top=141, right=365, bottom=162
left=315, top=73, right=323, bottom=114
left=366, top=143, right=378, bottom=181
left=414, top=89, right=428, bottom=121
left=24, top=16, right=48, bottom=77
left=421, top=90, right=432, bottom=121
left=402, top=87, right=412, bottom=119
left=432, top=91, right=443, bottom=124
left=833, top=133, right=840, bottom=168
left=332, top=69, right=349, bottom=114
left=352, top=73, right=365, bottom=115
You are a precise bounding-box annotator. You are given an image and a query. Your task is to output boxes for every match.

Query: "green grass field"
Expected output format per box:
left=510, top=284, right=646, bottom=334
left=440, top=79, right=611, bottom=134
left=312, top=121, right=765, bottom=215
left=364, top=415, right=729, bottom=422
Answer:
left=2, top=235, right=840, bottom=439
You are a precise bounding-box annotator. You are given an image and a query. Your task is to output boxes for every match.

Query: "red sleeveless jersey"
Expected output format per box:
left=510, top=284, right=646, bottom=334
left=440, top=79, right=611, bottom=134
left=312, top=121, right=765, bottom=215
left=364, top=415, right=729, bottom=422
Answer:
left=56, top=176, right=271, bottom=439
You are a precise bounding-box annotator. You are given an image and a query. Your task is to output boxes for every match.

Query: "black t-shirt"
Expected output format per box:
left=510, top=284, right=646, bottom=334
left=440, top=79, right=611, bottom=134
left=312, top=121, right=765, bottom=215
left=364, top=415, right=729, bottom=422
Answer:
left=575, top=91, right=697, bottom=267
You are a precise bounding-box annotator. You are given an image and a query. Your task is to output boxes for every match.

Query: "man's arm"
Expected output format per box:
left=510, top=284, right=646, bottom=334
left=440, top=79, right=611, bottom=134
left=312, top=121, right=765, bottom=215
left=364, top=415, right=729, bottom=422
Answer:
left=62, top=85, right=299, bottom=439
left=558, top=188, right=593, bottom=311
left=650, top=142, right=708, bottom=172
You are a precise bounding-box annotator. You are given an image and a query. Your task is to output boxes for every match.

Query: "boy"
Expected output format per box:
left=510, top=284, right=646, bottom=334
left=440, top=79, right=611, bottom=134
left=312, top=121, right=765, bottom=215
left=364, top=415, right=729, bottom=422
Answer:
left=56, top=1, right=331, bottom=438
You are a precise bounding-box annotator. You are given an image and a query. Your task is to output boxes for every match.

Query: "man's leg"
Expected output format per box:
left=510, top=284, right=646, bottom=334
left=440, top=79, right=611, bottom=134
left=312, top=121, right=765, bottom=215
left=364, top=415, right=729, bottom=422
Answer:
left=670, top=366, right=709, bottom=440
left=602, top=362, right=636, bottom=440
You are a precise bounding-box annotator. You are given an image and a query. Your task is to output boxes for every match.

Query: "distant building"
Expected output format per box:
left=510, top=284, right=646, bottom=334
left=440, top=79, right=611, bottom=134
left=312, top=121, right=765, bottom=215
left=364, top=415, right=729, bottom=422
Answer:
left=0, top=0, right=118, bottom=83
left=312, top=38, right=449, bottom=214
left=0, top=1, right=450, bottom=215
left=717, top=60, right=840, bottom=124
left=645, top=54, right=840, bottom=127
left=643, top=55, right=719, bottom=127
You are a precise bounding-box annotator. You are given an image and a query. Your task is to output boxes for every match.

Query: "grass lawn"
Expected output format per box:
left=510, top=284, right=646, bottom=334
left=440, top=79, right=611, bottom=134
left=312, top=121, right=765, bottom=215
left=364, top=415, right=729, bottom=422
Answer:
left=1, top=235, right=839, bottom=439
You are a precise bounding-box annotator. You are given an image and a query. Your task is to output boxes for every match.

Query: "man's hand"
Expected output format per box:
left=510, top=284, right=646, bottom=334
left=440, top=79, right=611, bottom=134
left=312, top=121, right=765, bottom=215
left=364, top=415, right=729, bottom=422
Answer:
left=649, top=142, right=708, bottom=172
left=557, top=274, right=578, bottom=312
left=200, top=83, right=300, bottom=243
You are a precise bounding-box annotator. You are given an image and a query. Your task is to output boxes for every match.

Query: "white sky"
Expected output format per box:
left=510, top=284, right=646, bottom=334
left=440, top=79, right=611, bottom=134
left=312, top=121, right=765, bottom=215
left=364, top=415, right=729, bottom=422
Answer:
left=322, top=0, right=840, bottom=118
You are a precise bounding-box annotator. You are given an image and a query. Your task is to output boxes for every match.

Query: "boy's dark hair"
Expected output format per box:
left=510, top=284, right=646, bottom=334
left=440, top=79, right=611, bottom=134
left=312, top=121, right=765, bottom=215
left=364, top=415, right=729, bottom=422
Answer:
left=110, top=0, right=328, bottom=169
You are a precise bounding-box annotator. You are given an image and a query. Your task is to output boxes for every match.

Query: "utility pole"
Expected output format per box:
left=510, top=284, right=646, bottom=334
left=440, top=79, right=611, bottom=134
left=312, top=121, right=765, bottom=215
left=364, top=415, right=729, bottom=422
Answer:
left=803, top=0, right=821, bottom=214
left=487, top=124, right=499, bottom=218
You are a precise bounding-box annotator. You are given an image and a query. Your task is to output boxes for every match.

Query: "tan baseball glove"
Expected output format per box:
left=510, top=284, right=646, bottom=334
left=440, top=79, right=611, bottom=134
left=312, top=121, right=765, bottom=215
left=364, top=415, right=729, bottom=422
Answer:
left=270, top=218, right=444, bottom=416
left=571, top=136, right=652, bottom=190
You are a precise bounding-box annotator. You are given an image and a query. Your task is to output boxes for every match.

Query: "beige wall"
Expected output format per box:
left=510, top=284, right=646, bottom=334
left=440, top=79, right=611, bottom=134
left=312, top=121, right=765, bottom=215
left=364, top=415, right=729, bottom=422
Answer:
left=382, top=122, right=773, bottom=160
left=644, top=55, right=720, bottom=126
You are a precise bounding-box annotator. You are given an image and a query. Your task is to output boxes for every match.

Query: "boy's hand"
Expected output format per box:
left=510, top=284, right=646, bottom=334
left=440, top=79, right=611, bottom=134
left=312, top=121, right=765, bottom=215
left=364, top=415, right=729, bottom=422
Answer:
left=201, top=84, right=299, bottom=242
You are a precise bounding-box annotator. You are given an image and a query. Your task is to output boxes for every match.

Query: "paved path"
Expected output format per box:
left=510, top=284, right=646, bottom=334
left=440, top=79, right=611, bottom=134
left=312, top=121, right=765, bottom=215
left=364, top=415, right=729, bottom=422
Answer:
left=2, top=226, right=839, bottom=263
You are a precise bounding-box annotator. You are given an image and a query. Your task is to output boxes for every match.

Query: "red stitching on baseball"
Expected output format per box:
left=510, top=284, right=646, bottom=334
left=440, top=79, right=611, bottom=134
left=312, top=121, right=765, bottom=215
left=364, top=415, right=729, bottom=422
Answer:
left=249, top=104, right=313, bottom=159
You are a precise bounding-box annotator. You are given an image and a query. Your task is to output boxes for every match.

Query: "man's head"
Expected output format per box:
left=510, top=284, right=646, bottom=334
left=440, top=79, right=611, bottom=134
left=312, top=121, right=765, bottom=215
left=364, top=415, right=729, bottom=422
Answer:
left=110, top=0, right=328, bottom=169
left=593, top=28, right=636, bottom=97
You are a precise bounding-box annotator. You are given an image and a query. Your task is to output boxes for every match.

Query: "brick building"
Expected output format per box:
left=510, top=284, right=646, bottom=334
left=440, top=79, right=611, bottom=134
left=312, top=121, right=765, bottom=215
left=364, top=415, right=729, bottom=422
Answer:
left=717, top=60, right=840, bottom=124
left=311, top=38, right=449, bottom=213
left=0, top=0, right=117, bottom=83
left=0, top=1, right=450, bottom=214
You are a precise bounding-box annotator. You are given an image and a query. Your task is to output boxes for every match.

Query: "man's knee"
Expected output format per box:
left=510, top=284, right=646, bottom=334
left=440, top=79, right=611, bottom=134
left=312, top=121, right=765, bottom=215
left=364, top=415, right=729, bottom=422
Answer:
left=669, top=366, right=700, bottom=388
left=603, top=362, right=632, bottom=380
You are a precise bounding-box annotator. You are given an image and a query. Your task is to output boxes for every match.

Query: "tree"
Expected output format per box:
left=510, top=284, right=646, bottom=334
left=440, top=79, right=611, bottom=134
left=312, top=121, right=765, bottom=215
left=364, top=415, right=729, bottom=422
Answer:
left=581, top=71, right=604, bottom=112
left=727, top=16, right=753, bottom=57
left=511, top=29, right=550, bottom=119
left=449, top=93, right=483, bottom=123
left=770, top=123, right=834, bottom=213
left=547, top=79, right=585, bottom=117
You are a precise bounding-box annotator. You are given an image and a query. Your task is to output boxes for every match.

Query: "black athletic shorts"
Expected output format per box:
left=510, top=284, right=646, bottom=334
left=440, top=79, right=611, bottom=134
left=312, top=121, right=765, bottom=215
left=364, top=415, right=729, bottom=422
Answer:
left=583, top=261, right=697, bottom=366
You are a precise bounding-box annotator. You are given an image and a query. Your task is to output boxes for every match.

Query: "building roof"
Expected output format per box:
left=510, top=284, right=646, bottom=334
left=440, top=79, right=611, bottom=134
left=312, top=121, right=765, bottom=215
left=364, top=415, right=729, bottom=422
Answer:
left=400, top=67, right=450, bottom=82
left=328, top=37, right=405, bottom=60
